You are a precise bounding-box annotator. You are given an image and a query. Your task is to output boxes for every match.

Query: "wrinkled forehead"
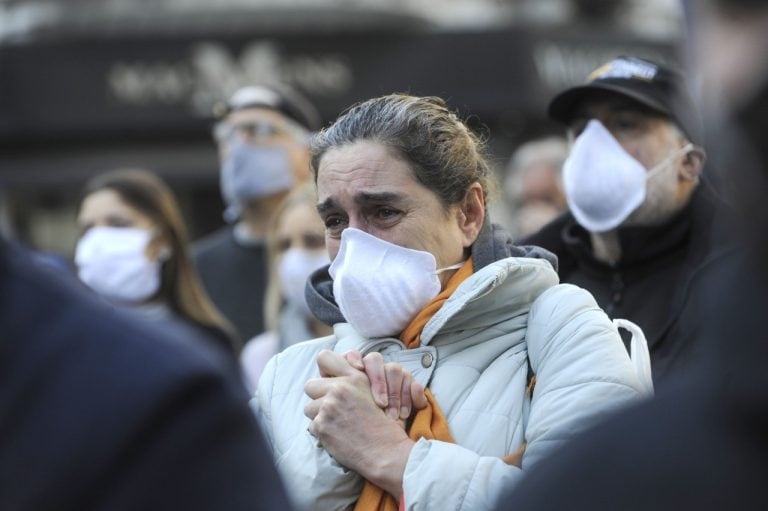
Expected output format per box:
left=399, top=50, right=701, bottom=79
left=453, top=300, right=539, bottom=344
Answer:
left=316, top=141, right=417, bottom=182
left=315, top=142, right=429, bottom=207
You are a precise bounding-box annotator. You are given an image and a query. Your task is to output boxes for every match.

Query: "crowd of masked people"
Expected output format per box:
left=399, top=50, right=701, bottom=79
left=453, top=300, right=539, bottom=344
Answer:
left=2, top=1, right=766, bottom=508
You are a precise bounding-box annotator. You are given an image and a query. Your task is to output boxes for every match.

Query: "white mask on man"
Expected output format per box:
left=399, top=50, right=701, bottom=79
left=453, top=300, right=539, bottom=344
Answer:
left=278, top=248, right=329, bottom=317
left=563, top=119, right=693, bottom=232
left=75, top=226, right=163, bottom=304
left=328, top=228, right=462, bottom=339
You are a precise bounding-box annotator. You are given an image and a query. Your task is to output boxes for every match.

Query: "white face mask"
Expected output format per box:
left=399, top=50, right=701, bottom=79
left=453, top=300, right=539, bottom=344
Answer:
left=328, top=228, right=462, bottom=339
left=278, top=248, right=329, bottom=317
left=75, top=226, right=162, bottom=304
left=563, top=119, right=693, bottom=233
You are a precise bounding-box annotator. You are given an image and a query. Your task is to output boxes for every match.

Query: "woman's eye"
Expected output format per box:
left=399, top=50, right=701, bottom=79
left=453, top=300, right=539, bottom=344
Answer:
left=324, top=217, right=342, bottom=228
left=106, top=216, right=133, bottom=228
left=276, top=238, right=291, bottom=253
left=376, top=208, right=400, bottom=220
left=303, top=234, right=325, bottom=250
left=323, top=216, right=347, bottom=236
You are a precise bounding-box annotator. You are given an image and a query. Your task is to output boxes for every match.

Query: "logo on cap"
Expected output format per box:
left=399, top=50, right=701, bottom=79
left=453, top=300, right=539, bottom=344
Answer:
left=588, top=57, right=659, bottom=83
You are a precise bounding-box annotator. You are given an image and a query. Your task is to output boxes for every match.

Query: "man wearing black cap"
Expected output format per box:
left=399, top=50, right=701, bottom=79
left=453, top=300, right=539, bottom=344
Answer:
left=522, top=56, right=730, bottom=384
left=193, top=84, right=321, bottom=342
left=493, top=5, right=768, bottom=508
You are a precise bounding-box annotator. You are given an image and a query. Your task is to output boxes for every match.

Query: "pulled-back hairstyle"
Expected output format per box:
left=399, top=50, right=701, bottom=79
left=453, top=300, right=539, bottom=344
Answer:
left=80, top=168, right=240, bottom=354
left=310, top=94, right=495, bottom=209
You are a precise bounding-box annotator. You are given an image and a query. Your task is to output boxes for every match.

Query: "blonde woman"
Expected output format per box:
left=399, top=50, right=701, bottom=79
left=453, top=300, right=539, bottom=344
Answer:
left=241, top=183, right=332, bottom=391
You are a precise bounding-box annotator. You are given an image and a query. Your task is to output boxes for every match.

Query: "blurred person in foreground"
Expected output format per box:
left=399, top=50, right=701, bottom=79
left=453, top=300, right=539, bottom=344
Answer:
left=492, top=136, right=568, bottom=239
left=522, top=56, right=730, bottom=384
left=254, top=93, right=651, bottom=511
left=241, top=182, right=331, bottom=392
left=494, top=2, right=768, bottom=509
left=194, top=84, right=321, bottom=341
left=0, top=236, right=292, bottom=509
left=76, top=168, right=240, bottom=357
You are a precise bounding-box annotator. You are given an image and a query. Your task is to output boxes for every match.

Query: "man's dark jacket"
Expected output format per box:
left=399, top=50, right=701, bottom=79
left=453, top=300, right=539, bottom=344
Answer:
left=193, top=226, right=268, bottom=341
left=0, top=238, right=291, bottom=510
left=522, top=184, right=730, bottom=383
left=495, top=243, right=768, bottom=510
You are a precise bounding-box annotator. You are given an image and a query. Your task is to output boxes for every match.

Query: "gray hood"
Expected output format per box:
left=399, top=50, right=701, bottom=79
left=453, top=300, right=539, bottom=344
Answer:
left=305, top=217, right=558, bottom=327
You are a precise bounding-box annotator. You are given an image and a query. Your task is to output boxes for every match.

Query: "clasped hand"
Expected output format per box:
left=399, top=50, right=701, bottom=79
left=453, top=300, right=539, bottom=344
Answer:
left=303, top=350, right=428, bottom=496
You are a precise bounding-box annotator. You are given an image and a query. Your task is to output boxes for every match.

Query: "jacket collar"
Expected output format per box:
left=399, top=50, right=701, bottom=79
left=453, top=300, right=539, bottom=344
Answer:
left=550, top=182, right=726, bottom=274
left=562, top=201, right=692, bottom=271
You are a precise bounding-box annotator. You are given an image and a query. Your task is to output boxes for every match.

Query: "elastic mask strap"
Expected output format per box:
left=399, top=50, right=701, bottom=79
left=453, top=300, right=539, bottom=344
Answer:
left=434, top=261, right=466, bottom=275
left=646, top=143, right=694, bottom=181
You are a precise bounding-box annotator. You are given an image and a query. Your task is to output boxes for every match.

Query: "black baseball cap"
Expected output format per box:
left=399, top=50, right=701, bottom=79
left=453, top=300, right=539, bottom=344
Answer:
left=213, top=84, right=321, bottom=132
left=548, top=56, right=702, bottom=145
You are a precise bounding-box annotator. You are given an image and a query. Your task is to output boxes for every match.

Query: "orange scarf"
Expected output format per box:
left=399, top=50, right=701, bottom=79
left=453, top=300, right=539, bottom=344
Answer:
left=354, top=258, right=474, bottom=511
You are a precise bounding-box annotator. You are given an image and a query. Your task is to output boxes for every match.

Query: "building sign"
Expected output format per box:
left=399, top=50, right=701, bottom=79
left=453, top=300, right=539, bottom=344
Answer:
left=0, top=28, right=674, bottom=146
left=107, top=41, right=354, bottom=116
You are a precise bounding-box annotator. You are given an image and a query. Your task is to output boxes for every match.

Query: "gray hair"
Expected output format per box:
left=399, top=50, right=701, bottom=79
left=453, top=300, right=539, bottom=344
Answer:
left=508, top=136, right=569, bottom=174
left=505, top=136, right=569, bottom=202
left=310, top=94, right=495, bottom=208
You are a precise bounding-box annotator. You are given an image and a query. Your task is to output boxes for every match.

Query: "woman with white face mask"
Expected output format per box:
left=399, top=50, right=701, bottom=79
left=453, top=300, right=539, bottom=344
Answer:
left=240, top=182, right=331, bottom=391
left=76, top=169, right=239, bottom=356
left=252, top=94, right=653, bottom=511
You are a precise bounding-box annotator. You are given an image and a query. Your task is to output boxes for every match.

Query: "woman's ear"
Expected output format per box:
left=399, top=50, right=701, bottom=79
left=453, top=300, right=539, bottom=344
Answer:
left=681, top=146, right=706, bottom=181
left=146, top=232, right=173, bottom=262
left=457, top=182, right=485, bottom=248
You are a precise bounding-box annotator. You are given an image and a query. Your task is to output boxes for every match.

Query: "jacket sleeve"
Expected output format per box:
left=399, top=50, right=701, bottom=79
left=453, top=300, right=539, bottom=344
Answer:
left=402, top=438, right=525, bottom=510
left=253, top=342, right=364, bottom=511
left=523, top=283, right=646, bottom=468
left=400, top=284, right=645, bottom=511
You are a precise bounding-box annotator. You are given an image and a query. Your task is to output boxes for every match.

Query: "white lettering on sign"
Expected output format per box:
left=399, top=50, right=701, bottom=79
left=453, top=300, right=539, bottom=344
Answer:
left=107, top=41, right=354, bottom=115
left=532, top=42, right=667, bottom=94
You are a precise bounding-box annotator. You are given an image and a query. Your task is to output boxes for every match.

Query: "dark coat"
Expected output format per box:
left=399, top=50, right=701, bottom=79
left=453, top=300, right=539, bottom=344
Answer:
left=0, top=238, right=291, bottom=511
left=497, top=70, right=768, bottom=511
left=494, top=251, right=768, bottom=510
left=193, top=226, right=268, bottom=341
left=521, top=183, right=731, bottom=384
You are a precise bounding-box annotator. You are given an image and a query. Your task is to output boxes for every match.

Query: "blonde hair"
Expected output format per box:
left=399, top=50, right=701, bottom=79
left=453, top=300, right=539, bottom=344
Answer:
left=263, top=182, right=320, bottom=332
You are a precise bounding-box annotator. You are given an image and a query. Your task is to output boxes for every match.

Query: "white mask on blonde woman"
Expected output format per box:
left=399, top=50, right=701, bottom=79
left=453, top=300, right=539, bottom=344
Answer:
left=278, top=248, right=329, bottom=317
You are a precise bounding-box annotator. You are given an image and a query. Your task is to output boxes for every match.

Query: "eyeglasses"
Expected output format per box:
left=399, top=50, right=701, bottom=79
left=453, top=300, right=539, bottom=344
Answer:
left=213, top=120, right=306, bottom=144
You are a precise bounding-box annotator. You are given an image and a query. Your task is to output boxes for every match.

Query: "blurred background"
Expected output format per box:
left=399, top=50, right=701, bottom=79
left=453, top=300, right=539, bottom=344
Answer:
left=0, top=0, right=686, bottom=258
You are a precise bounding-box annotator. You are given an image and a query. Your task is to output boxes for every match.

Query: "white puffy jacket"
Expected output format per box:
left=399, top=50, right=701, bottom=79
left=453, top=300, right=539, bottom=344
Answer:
left=255, top=257, right=649, bottom=510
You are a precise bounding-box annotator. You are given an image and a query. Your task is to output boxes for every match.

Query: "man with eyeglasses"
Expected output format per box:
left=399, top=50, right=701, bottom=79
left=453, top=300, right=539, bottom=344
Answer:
left=194, top=84, right=321, bottom=342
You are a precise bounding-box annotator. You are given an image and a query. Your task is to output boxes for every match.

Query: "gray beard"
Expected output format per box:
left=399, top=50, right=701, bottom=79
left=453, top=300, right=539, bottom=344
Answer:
left=622, top=163, right=687, bottom=228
